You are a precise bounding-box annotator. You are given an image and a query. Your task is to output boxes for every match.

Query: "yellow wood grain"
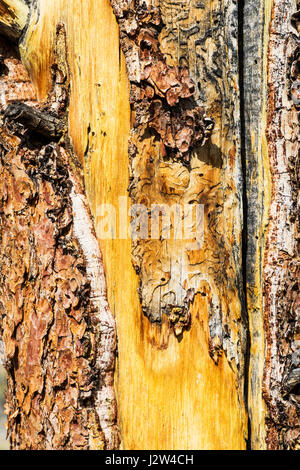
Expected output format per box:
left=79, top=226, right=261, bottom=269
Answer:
left=21, top=0, right=247, bottom=449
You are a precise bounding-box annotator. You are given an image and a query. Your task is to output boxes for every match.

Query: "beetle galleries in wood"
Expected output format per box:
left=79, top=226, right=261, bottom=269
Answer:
left=109, top=0, right=216, bottom=339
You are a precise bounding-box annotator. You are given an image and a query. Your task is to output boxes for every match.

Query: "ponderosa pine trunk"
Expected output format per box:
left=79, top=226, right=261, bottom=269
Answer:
left=0, top=0, right=298, bottom=450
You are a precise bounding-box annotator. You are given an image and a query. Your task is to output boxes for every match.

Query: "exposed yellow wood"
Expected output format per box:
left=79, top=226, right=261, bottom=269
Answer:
left=20, top=0, right=247, bottom=449
left=0, top=0, right=28, bottom=41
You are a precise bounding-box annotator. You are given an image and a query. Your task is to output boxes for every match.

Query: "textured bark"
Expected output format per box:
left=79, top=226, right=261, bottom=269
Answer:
left=0, top=0, right=299, bottom=451
left=0, top=29, right=118, bottom=449
left=4, top=102, right=64, bottom=140
left=263, top=0, right=300, bottom=450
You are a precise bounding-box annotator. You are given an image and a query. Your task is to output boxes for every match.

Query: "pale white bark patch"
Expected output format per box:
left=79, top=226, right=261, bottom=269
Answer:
left=70, top=173, right=119, bottom=450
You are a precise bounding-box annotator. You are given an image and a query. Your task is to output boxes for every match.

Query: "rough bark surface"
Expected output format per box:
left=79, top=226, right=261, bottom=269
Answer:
left=9, top=0, right=248, bottom=450
left=262, top=0, right=300, bottom=450
left=0, top=31, right=119, bottom=450
left=0, top=0, right=29, bottom=42
left=110, top=0, right=246, bottom=371
left=243, top=0, right=271, bottom=450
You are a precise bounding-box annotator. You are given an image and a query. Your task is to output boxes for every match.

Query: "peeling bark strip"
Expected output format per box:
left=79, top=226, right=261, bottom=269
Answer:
left=263, top=0, right=300, bottom=450
left=0, top=32, right=119, bottom=449
left=110, top=0, right=245, bottom=363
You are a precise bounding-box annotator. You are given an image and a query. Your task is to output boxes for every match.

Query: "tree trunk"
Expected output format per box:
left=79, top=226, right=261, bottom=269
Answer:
left=0, top=0, right=298, bottom=450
